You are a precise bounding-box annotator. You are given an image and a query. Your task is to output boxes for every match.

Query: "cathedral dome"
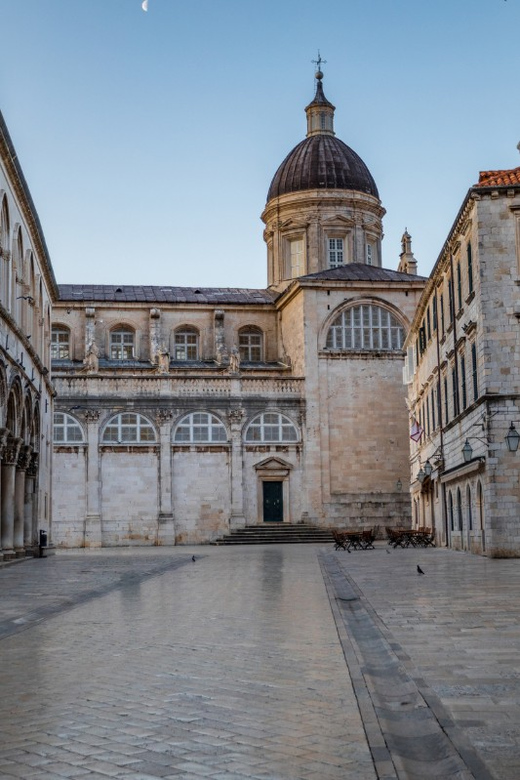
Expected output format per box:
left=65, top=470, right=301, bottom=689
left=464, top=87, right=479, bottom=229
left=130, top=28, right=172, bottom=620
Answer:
left=267, top=135, right=379, bottom=200
left=266, top=69, right=379, bottom=202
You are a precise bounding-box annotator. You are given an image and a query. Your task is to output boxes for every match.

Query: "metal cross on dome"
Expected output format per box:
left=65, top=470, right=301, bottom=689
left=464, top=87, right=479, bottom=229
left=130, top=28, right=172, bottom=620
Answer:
left=312, top=52, right=327, bottom=74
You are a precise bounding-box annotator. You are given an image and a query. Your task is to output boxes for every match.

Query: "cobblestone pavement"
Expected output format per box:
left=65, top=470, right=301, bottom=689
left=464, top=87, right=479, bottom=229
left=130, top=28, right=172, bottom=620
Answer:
left=1, top=545, right=520, bottom=780
left=0, top=547, right=375, bottom=780
left=323, top=545, right=520, bottom=780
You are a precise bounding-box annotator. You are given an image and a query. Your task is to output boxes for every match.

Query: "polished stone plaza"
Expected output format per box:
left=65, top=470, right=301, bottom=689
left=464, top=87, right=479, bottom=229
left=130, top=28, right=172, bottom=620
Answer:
left=0, top=544, right=519, bottom=779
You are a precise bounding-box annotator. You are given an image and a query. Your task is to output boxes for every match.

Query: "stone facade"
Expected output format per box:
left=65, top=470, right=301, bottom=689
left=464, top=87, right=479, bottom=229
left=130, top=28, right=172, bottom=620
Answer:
left=404, top=167, right=520, bottom=556
left=0, top=112, right=57, bottom=559
left=49, top=72, right=426, bottom=547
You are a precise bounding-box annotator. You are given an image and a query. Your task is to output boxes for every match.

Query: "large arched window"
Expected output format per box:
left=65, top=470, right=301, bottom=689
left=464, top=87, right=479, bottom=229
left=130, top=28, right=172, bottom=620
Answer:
left=110, top=327, right=135, bottom=360
left=102, top=413, right=156, bottom=443
left=51, top=326, right=71, bottom=359
left=326, top=304, right=404, bottom=351
left=53, top=412, right=85, bottom=443
left=174, top=327, right=199, bottom=360
left=174, top=412, right=227, bottom=443
left=245, top=412, right=298, bottom=443
left=239, top=327, right=263, bottom=362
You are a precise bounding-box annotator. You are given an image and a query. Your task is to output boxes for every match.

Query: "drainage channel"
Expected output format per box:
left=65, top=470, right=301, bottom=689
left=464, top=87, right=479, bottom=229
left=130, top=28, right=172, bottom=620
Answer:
left=319, top=552, right=494, bottom=780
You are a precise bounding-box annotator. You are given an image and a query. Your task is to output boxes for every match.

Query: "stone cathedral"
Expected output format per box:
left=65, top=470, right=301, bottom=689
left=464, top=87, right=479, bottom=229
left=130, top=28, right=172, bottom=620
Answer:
left=49, top=70, right=425, bottom=546
left=0, top=69, right=426, bottom=552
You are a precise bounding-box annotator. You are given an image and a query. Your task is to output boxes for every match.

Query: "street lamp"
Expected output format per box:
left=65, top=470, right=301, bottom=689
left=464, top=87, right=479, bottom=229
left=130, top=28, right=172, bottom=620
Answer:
left=505, top=422, right=520, bottom=453
left=423, top=460, right=433, bottom=477
left=462, top=439, right=473, bottom=463
left=417, top=467, right=426, bottom=484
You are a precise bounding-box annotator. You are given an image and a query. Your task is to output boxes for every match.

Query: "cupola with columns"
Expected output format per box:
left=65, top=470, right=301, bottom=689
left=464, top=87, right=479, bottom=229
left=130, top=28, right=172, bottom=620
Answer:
left=262, top=63, right=386, bottom=289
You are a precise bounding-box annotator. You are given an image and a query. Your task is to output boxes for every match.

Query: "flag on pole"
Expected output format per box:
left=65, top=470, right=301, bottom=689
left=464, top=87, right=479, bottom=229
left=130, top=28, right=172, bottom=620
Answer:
left=410, top=417, right=423, bottom=442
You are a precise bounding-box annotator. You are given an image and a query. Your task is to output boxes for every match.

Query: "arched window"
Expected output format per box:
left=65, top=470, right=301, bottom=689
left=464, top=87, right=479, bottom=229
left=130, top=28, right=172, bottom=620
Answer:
left=239, top=327, right=263, bottom=362
left=51, top=326, right=71, bottom=359
left=466, top=485, right=473, bottom=531
left=102, top=413, right=156, bottom=443
left=53, top=412, right=84, bottom=443
left=0, top=197, right=10, bottom=308
left=245, top=412, right=298, bottom=443
left=110, top=327, right=135, bottom=360
left=174, top=412, right=227, bottom=443
left=326, top=304, right=404, bottom=351
left=457, top=488, right=463, bottom=531
left=174, top=327, right=199, bottom=360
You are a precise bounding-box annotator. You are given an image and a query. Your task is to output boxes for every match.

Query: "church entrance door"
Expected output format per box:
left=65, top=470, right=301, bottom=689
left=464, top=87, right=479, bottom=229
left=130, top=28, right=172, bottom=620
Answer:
left=263, top=481, right=283, bottom=522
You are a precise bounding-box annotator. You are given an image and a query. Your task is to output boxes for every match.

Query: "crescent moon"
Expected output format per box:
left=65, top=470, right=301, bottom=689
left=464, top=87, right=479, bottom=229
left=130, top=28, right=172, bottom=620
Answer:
left=142, top=0, right=148, bottom=11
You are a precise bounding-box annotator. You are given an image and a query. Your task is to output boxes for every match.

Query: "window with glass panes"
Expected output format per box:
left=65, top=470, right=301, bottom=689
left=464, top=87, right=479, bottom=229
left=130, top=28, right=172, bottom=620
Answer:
left=289, top=239, right=304, bottom=277
left=467, top=243, right=474, bottom=294
left=174, top=412, right=227, bottom=443
left=326, top=305, right=404, bottom=351
left=328, top=238, right=344, bottom=268
left=51, top=327, right=70, bottom=359
left=174, top=328, right=198, bottom=360
left=110, top=329, right=134, bottom=360
left=102, top=413, right=155, bottom=443
left=53, top=412, right=84, bottom=443
left=245, top=412, right=298, bottom=443
left=239, top=329, right=262, bottom=362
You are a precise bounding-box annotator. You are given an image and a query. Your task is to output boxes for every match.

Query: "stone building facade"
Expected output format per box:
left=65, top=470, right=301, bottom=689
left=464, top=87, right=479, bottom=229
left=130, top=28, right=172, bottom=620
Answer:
left=404, top=166, right=520, bottom=556
left=0, top=112, right=58, bottom=559
left=50, top=71, right=426, bottom=546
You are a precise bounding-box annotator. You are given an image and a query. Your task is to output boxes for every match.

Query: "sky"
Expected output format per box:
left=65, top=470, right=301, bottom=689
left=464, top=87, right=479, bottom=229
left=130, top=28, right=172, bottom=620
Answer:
left=1, top=0, right=519, bottom=289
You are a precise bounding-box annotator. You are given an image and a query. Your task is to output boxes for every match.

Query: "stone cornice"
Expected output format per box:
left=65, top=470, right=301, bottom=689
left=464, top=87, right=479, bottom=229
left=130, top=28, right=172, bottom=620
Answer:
left=0, top=112, right=59, bottom=301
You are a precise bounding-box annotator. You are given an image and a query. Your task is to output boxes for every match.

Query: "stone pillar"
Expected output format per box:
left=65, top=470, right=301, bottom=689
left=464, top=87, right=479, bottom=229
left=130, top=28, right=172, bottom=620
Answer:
left=25, top=452, right=39, bottom=550
left=84, top=410, right=102, bottom=547
left=155, top=409, right=175, bottom=545
left=14, top=445, right=32, bottom=556
left=1, top=436, right=23, bottom=560
left=228, top=406, right=246, bottom=529
left=0, top=428, right=9, bottom=561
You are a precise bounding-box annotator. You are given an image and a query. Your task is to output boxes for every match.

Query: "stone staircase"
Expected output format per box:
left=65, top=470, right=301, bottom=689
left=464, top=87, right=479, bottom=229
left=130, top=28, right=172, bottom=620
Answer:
left=212, top=523, right=334, bottom=545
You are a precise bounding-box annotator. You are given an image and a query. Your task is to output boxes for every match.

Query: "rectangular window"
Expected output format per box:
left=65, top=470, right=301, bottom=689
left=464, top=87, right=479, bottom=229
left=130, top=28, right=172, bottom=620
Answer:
left=366, top=243, right=373, bottom=265
left=440, top=293, right=445, bottom=334
left=431, top=387, right=436, bottom=431
left=432, top=294, right=438, bottom=332
left=426, top=308, right=431, bottom=341
left=426, top=395, right=430, bottom=436
left=51, top=328, right=70, bottom=359
left=452, top=365, right=460, bottom=417
left=328, top=238, right=344, bottom=268
left=460, top=354, right=467, bottom=410
left=471, top=342, right=478, bottom=401
left=467, top=243, right=474, bottom=294
left=290, top=239, right=305, bottom=277
left=444, top=375, right=449, bottom=425
left=448, top=278, right=454, bottom=323
left=457, top=262, right=463, bottom=310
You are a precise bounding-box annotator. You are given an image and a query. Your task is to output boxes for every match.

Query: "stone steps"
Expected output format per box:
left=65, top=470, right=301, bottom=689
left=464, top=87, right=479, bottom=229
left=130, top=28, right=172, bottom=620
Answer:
left=212, top=524, right=334, bottom=545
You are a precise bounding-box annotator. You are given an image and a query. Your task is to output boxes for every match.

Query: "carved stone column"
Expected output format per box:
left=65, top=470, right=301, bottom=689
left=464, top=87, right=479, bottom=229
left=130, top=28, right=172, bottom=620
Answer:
left=228, top=407, right=246, bottom=529
left=0, top=428, right=9, bottom=561
left=14, top=445, right=32, bottom=556
left=25, top=452, right=39, bottom=550
left=84, top=410, right=102, bottom=547
left=155, top=409, right=175, bottom=545
left=1, top=436, right=23, bottom=559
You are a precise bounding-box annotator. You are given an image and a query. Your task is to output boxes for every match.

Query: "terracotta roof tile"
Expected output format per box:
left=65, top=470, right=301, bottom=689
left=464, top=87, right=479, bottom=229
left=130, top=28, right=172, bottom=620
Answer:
left=476, top=167, right=520, bottom=188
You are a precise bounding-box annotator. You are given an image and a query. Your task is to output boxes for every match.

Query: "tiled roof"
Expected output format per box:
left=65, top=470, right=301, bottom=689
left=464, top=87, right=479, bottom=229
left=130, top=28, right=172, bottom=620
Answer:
left=300, top=263, right=428, bottom=283
left=58, top=285, right=277, bottom=305
left=476, top=167, right=520, bottom=188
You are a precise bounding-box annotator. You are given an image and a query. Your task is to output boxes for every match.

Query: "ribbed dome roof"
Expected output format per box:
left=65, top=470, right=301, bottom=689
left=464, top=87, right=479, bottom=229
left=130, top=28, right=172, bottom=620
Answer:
left=267, top=135, right=379, bottom=201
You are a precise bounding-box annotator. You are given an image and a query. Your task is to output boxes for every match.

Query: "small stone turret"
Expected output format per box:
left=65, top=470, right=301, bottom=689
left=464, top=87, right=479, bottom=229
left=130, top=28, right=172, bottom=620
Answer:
left=397, top=229, right=417, bottom=275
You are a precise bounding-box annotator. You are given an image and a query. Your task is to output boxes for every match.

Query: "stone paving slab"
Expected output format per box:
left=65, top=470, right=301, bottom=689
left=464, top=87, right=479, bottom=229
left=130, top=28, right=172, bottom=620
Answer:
left=325, top=544, right=520, bottom=780
left=0, top=546, right=376, bottom=780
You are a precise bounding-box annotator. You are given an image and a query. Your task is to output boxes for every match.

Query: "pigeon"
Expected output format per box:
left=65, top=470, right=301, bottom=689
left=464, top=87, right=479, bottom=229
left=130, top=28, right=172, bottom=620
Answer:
left=192, top=555, right=196, bottom=562
left=417, top=565, right=425, bottom=575
left=386, top=549, right=391, bottom=554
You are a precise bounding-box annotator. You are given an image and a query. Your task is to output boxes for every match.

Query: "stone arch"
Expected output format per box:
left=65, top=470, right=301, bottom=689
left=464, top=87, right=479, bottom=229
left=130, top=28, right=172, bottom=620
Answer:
left=6, top=375, right=23, bottom=437
left=11, top=225, right=23, bottom=321
left=0, top=193, right=10, bottom=309
left=320, top=296, right=409, bottom=351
